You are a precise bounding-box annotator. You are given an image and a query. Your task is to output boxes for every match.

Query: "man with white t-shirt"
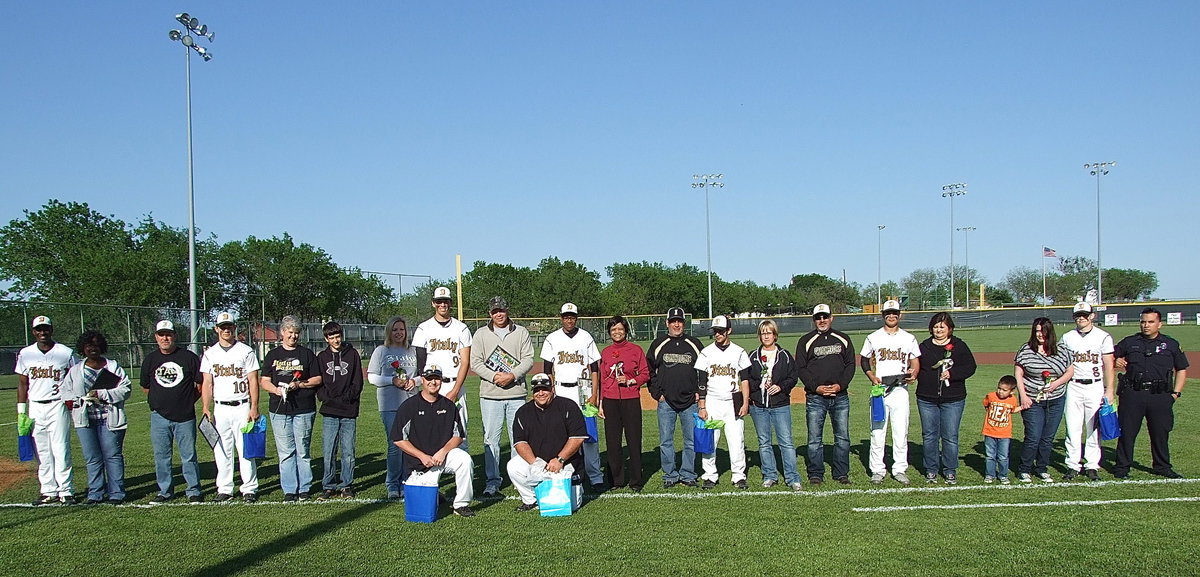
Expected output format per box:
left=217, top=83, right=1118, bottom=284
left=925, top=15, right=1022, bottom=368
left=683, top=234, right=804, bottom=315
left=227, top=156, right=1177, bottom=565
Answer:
left=200, top=312, right=261, bottom=502
left=1060, top=302, right=1115, bottom=481
left=859, top=300, right=921, bottom=485
left=411, top=286, right=473, bottom=451
left=16, top=315, right=78, bottom=505
left=540, top=302, right=604, bottom=488
left=695, top=315, right=752, bottom=489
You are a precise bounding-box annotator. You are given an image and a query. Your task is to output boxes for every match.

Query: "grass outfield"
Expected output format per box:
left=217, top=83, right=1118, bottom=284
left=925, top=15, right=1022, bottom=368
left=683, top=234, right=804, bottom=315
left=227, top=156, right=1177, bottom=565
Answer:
left=0, top=330, right=1198, bottom=575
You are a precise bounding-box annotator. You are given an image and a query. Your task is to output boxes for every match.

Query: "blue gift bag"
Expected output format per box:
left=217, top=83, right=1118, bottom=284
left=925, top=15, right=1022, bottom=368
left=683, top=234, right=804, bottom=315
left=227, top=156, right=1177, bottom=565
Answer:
left=18, top=434, right=35, bottom=462
left=404, top=484, right=439, bottom=523
left=584, top=416, right=599, bottom=444
left=693, top=414, right=716, bottom=455
left=535, top=477, right=574, bottom=517
left=241, top=415, right=267, bottom=459
left=870, top=395, right=886, bottom=422
left=1098, top=398, right=1121, bottom=441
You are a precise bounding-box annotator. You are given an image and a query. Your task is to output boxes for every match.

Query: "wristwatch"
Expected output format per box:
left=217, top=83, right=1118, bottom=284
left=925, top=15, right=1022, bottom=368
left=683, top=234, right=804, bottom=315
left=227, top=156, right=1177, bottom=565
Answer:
left=555, top=456, right=567, bottom=465
left=1172, top=391, right=1182, bottom=398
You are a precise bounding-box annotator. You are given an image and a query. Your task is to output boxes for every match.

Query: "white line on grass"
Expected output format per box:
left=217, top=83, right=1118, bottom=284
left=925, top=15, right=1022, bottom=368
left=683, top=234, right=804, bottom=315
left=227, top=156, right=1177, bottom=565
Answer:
left=2, top=477, right=1196, bottom=509
left=853, top=496, right=1200, bottom=513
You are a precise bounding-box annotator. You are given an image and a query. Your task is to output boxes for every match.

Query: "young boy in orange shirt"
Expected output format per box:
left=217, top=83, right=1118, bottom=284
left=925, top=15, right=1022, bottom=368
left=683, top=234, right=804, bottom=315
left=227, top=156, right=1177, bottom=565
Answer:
left=982, top=375, right=1022, bottom=484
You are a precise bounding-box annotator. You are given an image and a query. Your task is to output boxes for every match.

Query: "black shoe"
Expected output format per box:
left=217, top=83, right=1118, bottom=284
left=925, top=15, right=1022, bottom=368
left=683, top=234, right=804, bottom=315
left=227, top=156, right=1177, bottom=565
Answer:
left=148, top=494, right=174, bottom=505
left=836, top=476, right=851, bottom=485
left=630, top=485, right=643, bottom=493
left=60, top=495, right=77, bottom=505
left=341, top=487, right=356, bottom=499
left=320, top=489, right=336, bottom=500
left=1161, top=469, right=1183, bottom=479
left=283, top=493, right=298, bottom=502
left=107, top=499, right=123, bottom=506
left=679, top=479, right=698, bottom=487
left=1113, top=471, right=1129, bottom=480
left=33, top=494, right=57, bottom=506
left=733, top=480, right=747, bottom=490
left=453, top=506, right=476, bottom=517
left=214, top=492, right=234, bottom=503
left=701, top=480, right=717, bottom=490
left=243, top=493, right=258, bottom=503
left=1063, top=470, right=1079, bottom=481
left=188, top=495, right=204, bottom=503
left=808, top=477, right=825, bottom=486
left=1084, top=469, right=1100, bottom=481
left=298, top=492, right=310, bottom=501
left=85, top=498, right=104, bottom=505
left=514, top=502, right=538, bottom=512
left=589, top=483, right=608, bottom=493
left=662, top=480, right=678, bottom=489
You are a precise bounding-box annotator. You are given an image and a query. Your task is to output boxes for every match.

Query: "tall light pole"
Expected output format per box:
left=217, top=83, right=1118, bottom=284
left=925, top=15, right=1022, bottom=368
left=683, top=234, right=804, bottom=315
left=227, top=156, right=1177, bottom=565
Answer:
left=692, top=174, right=723, bottom=319
left=876, top=225, right=886, bottom=309
left=957, top=226, right=976, bottom=308
left=1084, top=162, right=1116, bottom=305
left=941, top=183, right=967, bottom=309
left=169, top=12, right=214, bottom=353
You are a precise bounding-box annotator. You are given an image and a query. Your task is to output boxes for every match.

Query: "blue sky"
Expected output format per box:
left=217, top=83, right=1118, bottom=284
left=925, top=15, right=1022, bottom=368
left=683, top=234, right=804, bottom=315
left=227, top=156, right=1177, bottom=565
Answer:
left=3, top=2, right=1197, bottom=302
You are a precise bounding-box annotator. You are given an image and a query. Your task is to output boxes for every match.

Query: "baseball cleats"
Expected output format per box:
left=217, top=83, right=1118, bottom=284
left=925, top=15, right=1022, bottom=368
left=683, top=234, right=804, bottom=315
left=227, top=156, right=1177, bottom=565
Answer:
left=1038, top=473, right=1055, bottom=483
left=453, top=506, right=476, bottom=518
left=514, top=502, right=538, bottom=512
left=893, top=473, right=911, bottom=485
left=60, top=495, right=77, bottom=505
left=33, top=494, right=57, bottom=506
left=1063, top=470, right=1080, bottom=481
left=870, top=473, right=885, bottom=485
left=733, top=480, right=748, bottom=490
left=1084, top=469, right=1100, bottom=481
left=214, top=493, right=234, bottom=503
left=243, top=492, right=258, bottom=503
left=701, top=480, right=717, bottom=490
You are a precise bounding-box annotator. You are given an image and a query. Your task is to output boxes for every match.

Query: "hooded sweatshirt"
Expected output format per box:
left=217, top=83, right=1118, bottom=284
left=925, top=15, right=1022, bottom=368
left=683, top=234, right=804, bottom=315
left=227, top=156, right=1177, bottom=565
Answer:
left=317, top=343, right=364, bottom=418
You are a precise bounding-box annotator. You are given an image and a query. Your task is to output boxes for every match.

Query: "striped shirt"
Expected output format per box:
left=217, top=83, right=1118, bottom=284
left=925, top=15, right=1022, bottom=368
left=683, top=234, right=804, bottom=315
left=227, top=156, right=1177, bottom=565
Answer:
left=1014, top=343, right=1074, bottom=400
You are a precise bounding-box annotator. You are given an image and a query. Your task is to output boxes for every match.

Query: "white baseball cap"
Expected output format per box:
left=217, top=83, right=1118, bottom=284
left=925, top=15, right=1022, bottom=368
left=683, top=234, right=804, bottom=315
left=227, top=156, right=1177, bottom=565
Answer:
left=530, top=373, right=553, bottom=390
left=31, top=315, right=52, bottom=328
left=155, top=320, right=176, bottom=333
left=711, top=315, right=731, bottom=332
left=882, top=300, right=902, bottom=314
left=560, top=303, right=579, bottom=316
left=432, top=286, right=452, bottom=301
left=215, top=312, right=236, bottom=326
left=1072, top=302, right=1093, bottom=315
left=812, top=304, right=831, bottom=317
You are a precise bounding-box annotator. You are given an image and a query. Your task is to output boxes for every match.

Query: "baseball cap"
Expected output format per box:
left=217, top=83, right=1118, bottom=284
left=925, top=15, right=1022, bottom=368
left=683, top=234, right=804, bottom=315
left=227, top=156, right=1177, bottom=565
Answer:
left=422, top=367, right=444, bottom=381
left=711, top=315, right=731, bottom=332
left=488, top=296, right=508, bottom=312
left=667, top=307, right=686, bottom=321
left=881, top=300, right=901, bottom=314
left=215, top=312, right=236, bottom=326
left=31, top=315, right=52, bottom=329
left=530, top=373, right=553, bottom=391
left=1073, top=302, right=1093, bottom=316
left=155, top=320, right=176, bottom=333
left=812, top=304, right=831, bottom=318
left=560, top=303, right=579, bottom=316
left=432, top=286, right=452, bottom=301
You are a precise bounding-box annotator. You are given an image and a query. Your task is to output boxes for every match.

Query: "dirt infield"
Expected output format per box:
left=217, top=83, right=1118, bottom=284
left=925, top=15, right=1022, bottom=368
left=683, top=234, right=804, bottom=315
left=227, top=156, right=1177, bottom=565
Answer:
left=0, top=456, right=32, bottom=495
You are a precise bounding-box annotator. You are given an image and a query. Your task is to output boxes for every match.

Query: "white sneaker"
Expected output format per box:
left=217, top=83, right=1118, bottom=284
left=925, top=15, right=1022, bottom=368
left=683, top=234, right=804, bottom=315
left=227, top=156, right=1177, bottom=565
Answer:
left=870, top=473, right=885, bottom=484
left=762, top=479, right=777, bottom=489
left=1000, top=476, right=1012, bottom=485
left=983, top=475, right=995, bottom=484
left=790, top=482, right=804, bottom=492
left=1019, top=473, right=1033, bottom=483
left=1038, top=472, right=1055, bottom=483
left=893, top=472, right=910, bottom=485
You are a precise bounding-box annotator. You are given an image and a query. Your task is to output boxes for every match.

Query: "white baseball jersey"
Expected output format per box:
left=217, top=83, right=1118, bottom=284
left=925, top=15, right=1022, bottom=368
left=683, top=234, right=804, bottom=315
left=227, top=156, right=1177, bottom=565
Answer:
left=541, top=328, right=600, bottom=385
left=201, top=341, right=260, bottom=402
left=860, top=327, right=921, bottom=379
left=412, top=317, right=472, bottom=391
left=16, top=343, right=77, bottom=401
left=1061, top=327, right=1114, bottom=382
left=695, top=342, right=751, bottom=402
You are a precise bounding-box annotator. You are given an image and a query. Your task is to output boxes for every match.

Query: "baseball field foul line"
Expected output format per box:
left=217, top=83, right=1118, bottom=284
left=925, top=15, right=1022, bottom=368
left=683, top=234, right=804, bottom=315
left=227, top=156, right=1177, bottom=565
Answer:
left=853, top=496, right=1200, bottom=513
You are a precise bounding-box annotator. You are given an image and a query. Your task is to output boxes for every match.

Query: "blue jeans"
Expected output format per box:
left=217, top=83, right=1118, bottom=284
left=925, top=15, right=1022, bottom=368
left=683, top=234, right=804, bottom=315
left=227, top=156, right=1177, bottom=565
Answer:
left=75, top=416, right=126, bottom=501
left=271, top=411, right=315, bottom=494
left=380, top=410, right=404, bottom=495
left=916, top=397, right=965, bottom=477
left=1018, top=395, right=1066, bottom=475
left=321, top=416, right=357, bottom=490
left=150, top=411, right=201, bottom=497
left=805, top=394, right=850, bottom=479
left=657, top=400, right=699, bottom=483
left=480, top=398, right=523, bottom=487
left=749, top=404, right=799, bottom=485
left=984, top=436, right=1011, bottom=478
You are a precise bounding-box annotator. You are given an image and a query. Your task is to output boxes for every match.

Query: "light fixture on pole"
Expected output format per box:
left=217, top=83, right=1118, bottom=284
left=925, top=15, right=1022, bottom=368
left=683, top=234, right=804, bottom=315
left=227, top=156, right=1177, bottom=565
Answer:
left=941, top=183, right=967, bottom=309
left=692, top=173, right=723, bottom=319
left=876, top=225, right=886, bottom=309
left=169, top=12, right=215, bottom=353
left=1084, top=162, right=1116, bottom=305
left=957, top=226, right=976, bottom=308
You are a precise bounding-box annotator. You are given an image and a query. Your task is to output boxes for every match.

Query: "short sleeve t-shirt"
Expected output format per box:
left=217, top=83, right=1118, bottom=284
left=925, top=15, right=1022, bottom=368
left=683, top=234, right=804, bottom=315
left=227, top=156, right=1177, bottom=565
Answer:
left=141, top=347, right=202, bottom=422
left=982, top=391, right=1020, bottom=439
left=16, top=342, right=77, bottom=401
left=695, top=342, right=751, bottom=402
left=860, top=328, right=922, bottom=379
left=262, top=345, right=320, bottom=415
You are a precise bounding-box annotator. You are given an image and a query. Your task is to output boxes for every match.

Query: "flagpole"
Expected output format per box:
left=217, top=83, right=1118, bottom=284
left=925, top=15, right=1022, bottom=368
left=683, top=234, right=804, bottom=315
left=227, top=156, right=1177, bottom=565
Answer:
left=1041, top=246, right=1047, bottom=308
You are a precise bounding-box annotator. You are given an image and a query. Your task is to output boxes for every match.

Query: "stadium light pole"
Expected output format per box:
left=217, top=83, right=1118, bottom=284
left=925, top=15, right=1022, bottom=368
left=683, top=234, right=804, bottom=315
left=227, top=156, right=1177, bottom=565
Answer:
left=1084, top=162, right=1116, bottom=305
left=692, top=174, right=723, bottom=319
left=876, top=225, right=885, bottom=309
left=941, top=183, right=967, bottom=309
left=957, top=226, right=976, bottom=308
left=169, top=13, right=214, bottom=353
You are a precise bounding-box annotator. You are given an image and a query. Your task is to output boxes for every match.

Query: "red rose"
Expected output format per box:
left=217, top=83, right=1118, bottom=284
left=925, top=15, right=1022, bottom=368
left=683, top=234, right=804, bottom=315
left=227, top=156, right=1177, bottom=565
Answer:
left=293, top=371, right=303, bottom=380
left=761, top=355, right=769, bottom=363
left=1041, top=371, right=1051, bottom=378
left=391, top=360, right=401, bottom=370
left=944, top=343, right=953, bottom=352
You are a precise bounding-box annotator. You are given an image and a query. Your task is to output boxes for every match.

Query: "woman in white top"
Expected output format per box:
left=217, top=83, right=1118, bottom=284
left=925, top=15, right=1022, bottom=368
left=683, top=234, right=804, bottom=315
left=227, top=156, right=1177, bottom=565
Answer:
left=367, top=316, right=418, bottom=499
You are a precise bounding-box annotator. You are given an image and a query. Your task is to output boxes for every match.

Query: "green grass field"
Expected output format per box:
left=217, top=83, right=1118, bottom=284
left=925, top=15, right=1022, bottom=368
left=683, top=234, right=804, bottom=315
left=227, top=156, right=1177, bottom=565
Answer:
left=1, top=325, right=1199, bottom=576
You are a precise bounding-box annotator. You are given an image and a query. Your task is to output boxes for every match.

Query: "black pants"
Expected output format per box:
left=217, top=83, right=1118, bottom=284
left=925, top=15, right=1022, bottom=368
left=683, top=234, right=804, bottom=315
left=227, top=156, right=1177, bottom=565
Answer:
left=1114, top=389, right=1175, bottom=474
left=602, top=397, right=642, bottom=487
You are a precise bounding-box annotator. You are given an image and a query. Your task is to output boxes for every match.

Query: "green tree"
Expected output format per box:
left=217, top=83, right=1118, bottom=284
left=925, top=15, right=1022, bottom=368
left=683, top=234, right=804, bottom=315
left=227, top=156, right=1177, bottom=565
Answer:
left=1000, top=266, right=1044, bottom=303
left=532, top=257, right=603, bottom=316
left=461, top=261, right=538, bottom=318
left=602, top=262, right=708, bottom=317
left=1103, top=268, right=1158, bottom=301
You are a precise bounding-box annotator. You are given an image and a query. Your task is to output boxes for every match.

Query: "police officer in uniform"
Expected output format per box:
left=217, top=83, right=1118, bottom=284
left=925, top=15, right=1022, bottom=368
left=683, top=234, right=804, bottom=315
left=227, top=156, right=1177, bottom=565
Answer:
left=1109, top=307, right=1189, bottom=479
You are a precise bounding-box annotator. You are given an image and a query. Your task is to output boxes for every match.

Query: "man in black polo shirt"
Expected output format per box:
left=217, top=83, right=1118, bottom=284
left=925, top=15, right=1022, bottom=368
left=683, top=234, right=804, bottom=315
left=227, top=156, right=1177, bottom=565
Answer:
left=141, top=320, right=204, bottom=504
left=646, top=307, right=705, bottom=489
left=391, top=368, right=475, bottom=517
left=1111, top=307, right=1189, bottom=479
left=507, top=373, right=588, bottom=512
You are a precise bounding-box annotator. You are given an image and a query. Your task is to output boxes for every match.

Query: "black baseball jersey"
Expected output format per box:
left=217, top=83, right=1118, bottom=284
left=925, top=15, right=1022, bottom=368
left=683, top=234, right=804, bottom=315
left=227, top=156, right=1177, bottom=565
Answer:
left=390, top=394, right=466, bottom=472
left=512, top=396, right=588, bottom=473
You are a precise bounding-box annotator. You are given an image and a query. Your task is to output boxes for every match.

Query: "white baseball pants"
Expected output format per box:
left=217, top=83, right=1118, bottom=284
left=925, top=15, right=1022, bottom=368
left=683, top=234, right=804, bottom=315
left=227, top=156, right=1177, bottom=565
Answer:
left=30, top=400, right=73, bottom=497
left=406, top=447, right=474, bottom=508
left=214, top=402, right=259, bottom=495
left=869, top=385, right=910, bottom=476
left=700, top=398, right=747, bottom=483
left=1064, top=381, right=1103, bottom=471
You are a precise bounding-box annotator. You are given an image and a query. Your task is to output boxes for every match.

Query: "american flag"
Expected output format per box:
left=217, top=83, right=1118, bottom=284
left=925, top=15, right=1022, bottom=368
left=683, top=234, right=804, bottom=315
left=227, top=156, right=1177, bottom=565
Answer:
left=1042, top=246, right=1058, bottom=258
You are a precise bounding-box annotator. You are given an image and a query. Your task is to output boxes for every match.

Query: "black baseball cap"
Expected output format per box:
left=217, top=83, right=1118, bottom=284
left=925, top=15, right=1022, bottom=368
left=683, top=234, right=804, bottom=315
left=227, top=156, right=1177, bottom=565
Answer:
left=667, top=307, right=686, bottom=321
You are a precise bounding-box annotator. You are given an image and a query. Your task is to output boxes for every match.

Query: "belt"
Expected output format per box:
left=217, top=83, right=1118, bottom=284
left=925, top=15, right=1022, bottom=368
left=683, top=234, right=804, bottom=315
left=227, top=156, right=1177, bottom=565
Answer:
left=1073, top=379, right=1097, bottom=384
left=32, top=399, right=57, bottom=404
left=216, top=399, right=248, bottom=406
left=558, top=382, right=579, bottom=388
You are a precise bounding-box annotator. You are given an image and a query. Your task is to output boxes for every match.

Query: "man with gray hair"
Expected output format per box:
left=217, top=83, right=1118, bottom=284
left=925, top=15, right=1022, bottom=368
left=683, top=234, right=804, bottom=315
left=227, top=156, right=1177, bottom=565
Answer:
left=260, top=315, right=322, bottom=501
left=470, top=296, right=535, bottom=497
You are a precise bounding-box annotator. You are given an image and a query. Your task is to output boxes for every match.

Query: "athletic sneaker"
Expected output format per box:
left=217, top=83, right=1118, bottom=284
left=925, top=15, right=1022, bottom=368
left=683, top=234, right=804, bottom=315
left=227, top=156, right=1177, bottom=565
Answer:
left=1084, top=469, right=1100, bottom=481
left=60, top=495, right=77, bottom=505
left=679, top=479, right=698, bottom=488
left=283, top=493, right=298, bottom=502
left=1063, top=470, right=1079, bottom=481
left=298, top=492, right=310, bottom=501
left=1038, top=472, right=1055, bottom=483
left=214, top=492, right=234, bottom=503
left=762, top=479, right=778, bottom=489
left=893, top=473, right=911, bottom=485
left=702, top=480, right=717, bottom=490
left=1018, top=473, right=1033, bottom=483
left=243, top=492, right=258, bottom=503
left=999, top=476, right=1012, bottom=485
left=320, top=489, right=337, bottom=500
left=790, top=482, right=804, bottom=492
left=188, top=495, right=204, bottom=503
left=983, top=475, right=995, bottom=484
left=514, top=502, right=537, bottom=512
left=453, top=506, right=476, bottom=517
left=944, top=474, right=957, bottom=485
left=733, top=480, right=748, bottom=490
left=482, top=484, right=500, bottom=497
left=925, top=473, right=939, bottom=484
left=33, top=494, right=57, bottom=506
left=341, top=487, right=356, bottom=498
left=870, top=473, right=885, bottom=484
left=148, top=494, right=174, bottom=505
left=387, top=490, right=401, bottom=500
left=663, top=480, right=679, bottom=489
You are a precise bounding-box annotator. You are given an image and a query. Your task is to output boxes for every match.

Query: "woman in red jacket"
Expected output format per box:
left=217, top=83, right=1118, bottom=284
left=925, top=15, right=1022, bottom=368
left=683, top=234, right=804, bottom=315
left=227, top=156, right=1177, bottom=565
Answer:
left=599, top=316, right=649, bottom=491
